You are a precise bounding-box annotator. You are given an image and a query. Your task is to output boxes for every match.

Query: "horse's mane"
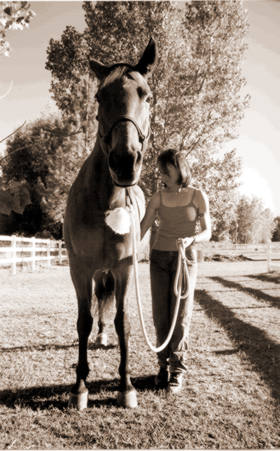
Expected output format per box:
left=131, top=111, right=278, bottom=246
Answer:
left=99, top=63, right=134, bottom=90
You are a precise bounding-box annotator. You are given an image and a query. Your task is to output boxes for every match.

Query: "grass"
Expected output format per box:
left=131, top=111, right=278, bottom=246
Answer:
left=0, top=261, right=279, bottom=449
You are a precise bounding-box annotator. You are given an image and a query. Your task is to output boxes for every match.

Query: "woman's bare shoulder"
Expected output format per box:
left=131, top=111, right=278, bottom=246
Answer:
left=193, top=187, right=209, bottom=210
left=147, top=190, right=161, bottom=210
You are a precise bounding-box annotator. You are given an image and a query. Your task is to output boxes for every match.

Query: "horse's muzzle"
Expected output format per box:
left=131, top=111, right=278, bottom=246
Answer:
left=108, top=149, right=142, bottom=186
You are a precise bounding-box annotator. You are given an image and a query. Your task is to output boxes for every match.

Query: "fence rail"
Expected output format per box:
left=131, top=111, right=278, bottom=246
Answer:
left=0, top=235, right=68, bottom=275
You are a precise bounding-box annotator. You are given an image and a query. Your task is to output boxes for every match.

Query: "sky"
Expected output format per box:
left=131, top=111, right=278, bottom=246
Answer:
left=1, top=0, right=280, bottom=216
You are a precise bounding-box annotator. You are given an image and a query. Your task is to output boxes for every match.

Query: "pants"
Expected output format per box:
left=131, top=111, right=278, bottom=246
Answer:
left=150, top=247, right=198, bottom=374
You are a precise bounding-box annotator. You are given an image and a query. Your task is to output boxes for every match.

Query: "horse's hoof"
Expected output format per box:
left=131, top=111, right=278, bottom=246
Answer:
left=116, top=389, right=138, bottom=408
left=68, top=389, right=88, bottom=410
left=95, top=333, right=107, bottom=346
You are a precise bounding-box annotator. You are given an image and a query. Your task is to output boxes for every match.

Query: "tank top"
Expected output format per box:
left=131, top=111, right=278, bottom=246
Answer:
left=152, top=189, right=198, bottom=251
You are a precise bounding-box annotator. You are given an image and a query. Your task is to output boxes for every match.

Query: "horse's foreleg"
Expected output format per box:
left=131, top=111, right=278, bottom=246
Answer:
left=68, top=264, right=93, bottom=410
left=113, top=264, right=137, bottom=408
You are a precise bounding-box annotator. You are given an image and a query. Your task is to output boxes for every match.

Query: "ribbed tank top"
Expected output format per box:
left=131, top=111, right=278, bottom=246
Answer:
left=153, top=189, right=198, bottom=251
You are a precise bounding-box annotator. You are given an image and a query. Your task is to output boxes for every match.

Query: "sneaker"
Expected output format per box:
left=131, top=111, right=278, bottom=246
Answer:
left=168, top=373, right=183, bottom=394
left=155, top=368, right=168, bottom=388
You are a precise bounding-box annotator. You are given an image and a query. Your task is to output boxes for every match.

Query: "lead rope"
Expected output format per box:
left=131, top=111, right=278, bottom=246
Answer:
left=129, top=206, right=190, bottom=353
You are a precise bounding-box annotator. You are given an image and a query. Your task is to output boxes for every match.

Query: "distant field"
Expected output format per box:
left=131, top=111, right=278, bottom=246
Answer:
left=0, top=261, right=279, bottom=449
left=198, top=242, right=280, bottom=262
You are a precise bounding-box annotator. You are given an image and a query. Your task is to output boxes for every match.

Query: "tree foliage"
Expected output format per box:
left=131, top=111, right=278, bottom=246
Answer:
left=43, top=1, right=250, bottom=241
left=0, top=1, right=35, bottom=56
left=0, top=114, right=90, bottom=236
left=272, top=217, right=280, bottom=242
left=236, top=195, right=276, bottom=244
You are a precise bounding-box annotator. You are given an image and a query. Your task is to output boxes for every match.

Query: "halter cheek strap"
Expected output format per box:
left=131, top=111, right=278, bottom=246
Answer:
left=97, top=115, right=150, bottom=146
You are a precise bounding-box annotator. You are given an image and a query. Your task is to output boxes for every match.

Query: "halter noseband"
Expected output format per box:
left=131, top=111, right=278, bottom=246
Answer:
left=98, top=115, right=150, bottom=146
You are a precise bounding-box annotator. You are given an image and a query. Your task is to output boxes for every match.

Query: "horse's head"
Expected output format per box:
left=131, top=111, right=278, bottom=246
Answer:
left=89, top=38, right=157, bottom=187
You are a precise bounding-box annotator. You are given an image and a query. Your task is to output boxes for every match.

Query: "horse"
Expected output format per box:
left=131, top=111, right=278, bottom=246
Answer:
left=64, top=37, right=157, bottom=409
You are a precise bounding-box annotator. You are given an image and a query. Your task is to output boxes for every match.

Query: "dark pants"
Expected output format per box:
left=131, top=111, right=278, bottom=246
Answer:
left=150, top=247, right=197, bottom=374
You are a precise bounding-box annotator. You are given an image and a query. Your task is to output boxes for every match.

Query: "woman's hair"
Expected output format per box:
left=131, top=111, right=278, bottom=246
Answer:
left=157, top=149, right=191, bottom=188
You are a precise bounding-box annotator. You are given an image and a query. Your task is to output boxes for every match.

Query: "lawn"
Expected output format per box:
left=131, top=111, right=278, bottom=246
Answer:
left=0, top=260, right=279, bottom=449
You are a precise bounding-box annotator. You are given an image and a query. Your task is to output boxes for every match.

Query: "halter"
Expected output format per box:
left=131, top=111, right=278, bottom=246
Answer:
left=98, top=114, right=150, bottom=147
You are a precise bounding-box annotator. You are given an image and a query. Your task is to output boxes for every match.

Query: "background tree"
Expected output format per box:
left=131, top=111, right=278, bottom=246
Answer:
left=0, top=1, right=35, bottom=56
left=0, top=113, right=89, bottom=237
left=45, top=0, right=249, bottom=241
left=236, top=195, right=276, bottom=244
left=272, top=217, right=280, bottom=242
left=0, top=1, right=35, bottom=216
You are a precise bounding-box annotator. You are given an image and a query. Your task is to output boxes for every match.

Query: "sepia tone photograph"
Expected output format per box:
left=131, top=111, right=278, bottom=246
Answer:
left=0, top=0, right=279, bottom=449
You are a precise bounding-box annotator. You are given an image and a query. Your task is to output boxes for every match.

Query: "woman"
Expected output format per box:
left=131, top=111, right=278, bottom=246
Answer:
left=141, top=149, right=211, bottom=394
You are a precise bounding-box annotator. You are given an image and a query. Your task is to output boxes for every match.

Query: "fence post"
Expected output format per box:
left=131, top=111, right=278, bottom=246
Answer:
left=31, top=237, right=36, bottom=271
left=11, top=235, right=17, bottom=275
left=267, top=239, right=271, bottom=272
left=58, top=240, right=62, bottom=265
left=47, top=239, right=51, bottom=268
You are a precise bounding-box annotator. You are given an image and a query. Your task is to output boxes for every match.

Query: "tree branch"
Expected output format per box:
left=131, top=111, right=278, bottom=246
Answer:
left=0, top=80, right=13, bottom=99
left=0, top=120, right=26, bottom=144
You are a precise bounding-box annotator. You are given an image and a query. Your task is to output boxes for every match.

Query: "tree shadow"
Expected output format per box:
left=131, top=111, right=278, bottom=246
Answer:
left=195, top=289, right=280, bottom=403
left=0, top=343, right=117, bottom=354
left=214, top=349, right=240, bottom=356
left=209, top=276, right=280, bottom=310
left=248, top=273, right=280, bottom=284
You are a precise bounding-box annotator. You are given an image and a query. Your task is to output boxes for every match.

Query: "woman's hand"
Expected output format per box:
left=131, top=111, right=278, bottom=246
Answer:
left=176, top=237, right=195, bottom=249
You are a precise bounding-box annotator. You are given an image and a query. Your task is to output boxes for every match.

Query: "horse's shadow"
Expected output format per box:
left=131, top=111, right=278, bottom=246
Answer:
left=0, top=376, right=156, bottom=411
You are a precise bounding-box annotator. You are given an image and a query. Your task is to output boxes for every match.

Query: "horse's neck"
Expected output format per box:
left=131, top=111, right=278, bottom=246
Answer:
left=86, top=139, right=126, bottom=210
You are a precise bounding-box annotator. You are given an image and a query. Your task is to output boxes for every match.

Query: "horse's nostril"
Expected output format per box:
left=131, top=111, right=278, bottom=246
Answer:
left=136, top=151, right=142, bottom=165
left=108, top=152, right=118, bottom=172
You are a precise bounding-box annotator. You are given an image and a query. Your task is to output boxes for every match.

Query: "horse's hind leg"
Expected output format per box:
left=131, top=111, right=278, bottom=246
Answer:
left=68, top=262, right=93, bottom=410
left=94, top=270, right=115, bottom=347
left=113, top=263, right=137, bottom=408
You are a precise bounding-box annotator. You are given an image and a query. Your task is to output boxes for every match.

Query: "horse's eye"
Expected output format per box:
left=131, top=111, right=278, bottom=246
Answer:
left=146, top=95, right=152, bottom=104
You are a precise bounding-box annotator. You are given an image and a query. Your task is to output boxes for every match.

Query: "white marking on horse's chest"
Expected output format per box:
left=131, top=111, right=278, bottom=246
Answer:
left=105, top=207, right=131, bottom=235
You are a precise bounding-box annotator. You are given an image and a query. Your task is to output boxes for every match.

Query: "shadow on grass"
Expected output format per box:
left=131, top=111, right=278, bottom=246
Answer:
left=0, top=376, right=157, bottom=410
left=0, top=343, right=117, bottom=354
left=210, top=276, right=280, bottom=310
left=248, top=273, right=280, bottom=284
left=195, top=289, right=280, bottom=403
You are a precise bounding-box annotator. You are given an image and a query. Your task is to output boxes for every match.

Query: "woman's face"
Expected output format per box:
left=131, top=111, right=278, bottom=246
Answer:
left=159, top=163, right=180, bottom=187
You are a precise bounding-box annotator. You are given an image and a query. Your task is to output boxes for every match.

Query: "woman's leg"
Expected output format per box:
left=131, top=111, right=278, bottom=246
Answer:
left=150, top=250, right=173, bottom=371
left=169, top=246, right=198, bottom=375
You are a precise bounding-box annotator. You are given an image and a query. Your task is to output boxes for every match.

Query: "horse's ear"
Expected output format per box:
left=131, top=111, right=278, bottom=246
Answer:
left=89, top=59, right=111, bottom=81
left=134, top=37, right=157, bottom=78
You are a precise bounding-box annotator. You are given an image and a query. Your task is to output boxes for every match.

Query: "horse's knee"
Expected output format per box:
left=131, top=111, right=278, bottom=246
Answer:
left=114, top=312, right=131, bottom=339
left=77, top=311, right=93, bottom=336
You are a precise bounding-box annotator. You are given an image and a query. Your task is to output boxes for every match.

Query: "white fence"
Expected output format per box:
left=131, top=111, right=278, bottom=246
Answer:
left=267, top=240, right=280, bottom=272
left=0, top=235, right=68, bottom=275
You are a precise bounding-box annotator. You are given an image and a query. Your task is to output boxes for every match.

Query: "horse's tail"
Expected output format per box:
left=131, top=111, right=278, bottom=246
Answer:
left=94, top=269, right=115, bottom=310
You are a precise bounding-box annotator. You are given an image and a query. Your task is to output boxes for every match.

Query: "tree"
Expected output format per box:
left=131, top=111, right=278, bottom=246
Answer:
left=191, top=149, right=242, bottom=241
left=0, top=113, right=90, bottom=236
left=236, top=195, right=276, bottom=244
left=272, top=217, right=280, bottom=242
left=0, top=1, right=35, bottom=56
left=0, top=122, right=32, bottom=215
left=45, top=1, right=249, bottom=241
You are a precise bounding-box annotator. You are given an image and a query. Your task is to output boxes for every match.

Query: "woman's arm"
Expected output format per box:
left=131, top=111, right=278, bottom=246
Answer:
left=140, top=191, right=160, bottom=240
left=182, top=189, right=211, bottom=247
left=194, top=189, right=211, bottom=243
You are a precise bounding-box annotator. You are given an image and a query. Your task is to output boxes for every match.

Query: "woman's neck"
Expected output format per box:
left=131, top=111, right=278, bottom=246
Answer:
left=165, top=185, right=183, bottom=194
